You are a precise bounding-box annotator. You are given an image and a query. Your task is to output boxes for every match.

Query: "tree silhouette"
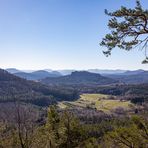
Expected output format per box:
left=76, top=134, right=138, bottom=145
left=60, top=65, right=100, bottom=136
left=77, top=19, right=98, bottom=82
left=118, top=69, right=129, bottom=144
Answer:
left=100, top=0, right=148, bottom=63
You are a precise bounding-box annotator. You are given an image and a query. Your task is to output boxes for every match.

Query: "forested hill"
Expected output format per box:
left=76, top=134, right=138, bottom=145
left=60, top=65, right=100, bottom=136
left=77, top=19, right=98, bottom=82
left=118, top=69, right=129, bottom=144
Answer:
left=0, top=69, right=79, bottom=106
left=106, top=71, right=148, bottom=84
left=41, top=71, right=118, bottom=86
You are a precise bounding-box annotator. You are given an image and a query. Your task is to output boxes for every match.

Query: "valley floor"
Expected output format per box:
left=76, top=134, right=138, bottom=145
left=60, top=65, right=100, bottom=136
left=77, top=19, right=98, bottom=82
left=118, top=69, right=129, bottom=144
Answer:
left=58, top=93, right=134, bottom=114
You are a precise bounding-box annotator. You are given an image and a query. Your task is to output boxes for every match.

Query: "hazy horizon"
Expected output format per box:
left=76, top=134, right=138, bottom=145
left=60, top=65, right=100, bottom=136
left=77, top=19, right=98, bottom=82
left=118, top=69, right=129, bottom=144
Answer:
left=0, top=0, right=148, bottom=70
left=4, top=67, right=148, bottom=71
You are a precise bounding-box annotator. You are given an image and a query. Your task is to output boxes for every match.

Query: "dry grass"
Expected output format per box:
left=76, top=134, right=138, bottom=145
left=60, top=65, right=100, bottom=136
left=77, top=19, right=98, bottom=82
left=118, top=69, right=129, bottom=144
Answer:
left=58, top=93, right=133, bottom=113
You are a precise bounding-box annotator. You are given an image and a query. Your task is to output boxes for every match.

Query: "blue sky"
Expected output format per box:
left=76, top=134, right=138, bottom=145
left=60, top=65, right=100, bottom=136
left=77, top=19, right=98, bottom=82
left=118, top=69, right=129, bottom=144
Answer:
left=0, top=0, right=148, bottom=70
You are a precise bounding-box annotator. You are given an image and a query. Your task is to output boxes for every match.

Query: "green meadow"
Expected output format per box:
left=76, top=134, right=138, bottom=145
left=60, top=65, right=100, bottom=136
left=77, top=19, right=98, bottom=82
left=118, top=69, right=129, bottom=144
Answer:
left=58, top=93, right=133, bottom=113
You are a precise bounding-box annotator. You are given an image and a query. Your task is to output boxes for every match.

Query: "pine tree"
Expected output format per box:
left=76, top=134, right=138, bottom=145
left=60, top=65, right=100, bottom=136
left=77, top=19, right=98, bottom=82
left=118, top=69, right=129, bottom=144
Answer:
left=100, top=0, right=148, bottom=63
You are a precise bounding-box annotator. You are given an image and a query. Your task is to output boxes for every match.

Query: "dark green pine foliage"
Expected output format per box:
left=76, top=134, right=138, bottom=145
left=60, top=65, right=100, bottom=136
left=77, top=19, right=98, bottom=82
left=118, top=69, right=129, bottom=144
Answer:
left=100, top=0, right=148, bottom=63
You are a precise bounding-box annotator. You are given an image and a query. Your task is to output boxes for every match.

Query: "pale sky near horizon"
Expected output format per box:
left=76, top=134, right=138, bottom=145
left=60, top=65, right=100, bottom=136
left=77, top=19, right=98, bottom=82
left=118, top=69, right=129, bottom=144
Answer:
left=0, top=0, right=148, bottom=70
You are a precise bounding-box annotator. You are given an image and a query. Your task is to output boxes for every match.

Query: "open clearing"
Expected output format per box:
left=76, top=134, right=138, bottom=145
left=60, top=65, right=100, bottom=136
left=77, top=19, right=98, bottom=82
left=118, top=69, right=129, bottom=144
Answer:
left=58, top=93, right=133, bottom=113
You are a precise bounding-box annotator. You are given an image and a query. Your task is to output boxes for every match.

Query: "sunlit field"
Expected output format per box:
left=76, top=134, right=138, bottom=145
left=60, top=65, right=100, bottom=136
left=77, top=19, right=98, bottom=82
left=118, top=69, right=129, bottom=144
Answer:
left=58, top=93, right=133, bottom=113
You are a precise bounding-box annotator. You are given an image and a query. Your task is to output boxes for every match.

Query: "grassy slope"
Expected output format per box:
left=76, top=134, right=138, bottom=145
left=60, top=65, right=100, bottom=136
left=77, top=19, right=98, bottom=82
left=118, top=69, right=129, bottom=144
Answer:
left=58, top=93, right=133, bottom=113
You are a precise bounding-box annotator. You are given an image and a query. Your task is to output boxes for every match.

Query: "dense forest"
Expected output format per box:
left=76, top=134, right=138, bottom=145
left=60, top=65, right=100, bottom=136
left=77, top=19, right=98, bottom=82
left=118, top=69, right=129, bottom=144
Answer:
left=0, top=105, right=148, bottom=148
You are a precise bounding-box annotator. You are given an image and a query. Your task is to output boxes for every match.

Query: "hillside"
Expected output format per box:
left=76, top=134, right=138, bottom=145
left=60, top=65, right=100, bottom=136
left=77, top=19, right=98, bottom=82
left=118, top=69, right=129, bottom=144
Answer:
left=41, top=71, right=118, bottom=86
left=0, top=69, right=56, bottom=106
left=0, top=69, right=78, bottom=106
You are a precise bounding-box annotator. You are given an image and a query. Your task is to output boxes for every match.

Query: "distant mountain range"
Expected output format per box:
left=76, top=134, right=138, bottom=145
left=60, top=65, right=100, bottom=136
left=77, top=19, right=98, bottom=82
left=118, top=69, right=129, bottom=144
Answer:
left=15, top=70, right=61, bottom=80
left=57, top=69, right=127, bottom=75
left=6, top=68, right=129, bottom=76
left=57, top=70, right=76, bottom=75
left=88, top=69, right=127, bottom=74
left=119, top=69, right=145, bottom=75
left=40, top=70, right=148, bottom=85
left=41, top=71, right=118, bottom=86
left=6, top=69, right=62, bottom=80
left=6, top=68, right=22, bottom=74
left=5, top=68, right=148, bottom=84
left=106, top=71, right=148, bottom=84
